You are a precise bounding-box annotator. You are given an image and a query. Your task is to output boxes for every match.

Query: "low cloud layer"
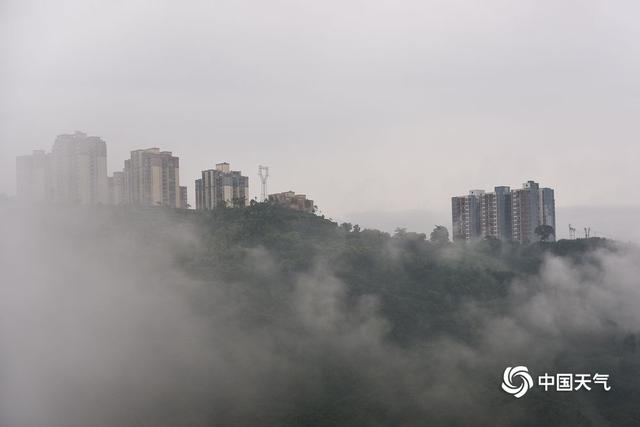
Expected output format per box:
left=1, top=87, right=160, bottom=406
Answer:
left=0, top=205, right=637, bottom=426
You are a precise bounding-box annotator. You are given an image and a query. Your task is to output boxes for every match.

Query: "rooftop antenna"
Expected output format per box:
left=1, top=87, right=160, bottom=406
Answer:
left=569, top=224, right=576, bottom=240
left=258, top=165, right=269, bottom=202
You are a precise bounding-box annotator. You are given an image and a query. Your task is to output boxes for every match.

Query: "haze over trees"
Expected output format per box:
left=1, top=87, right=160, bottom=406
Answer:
left=535, top=224, right=555, bottom=242
left=0, top=200, right=637, bottom=426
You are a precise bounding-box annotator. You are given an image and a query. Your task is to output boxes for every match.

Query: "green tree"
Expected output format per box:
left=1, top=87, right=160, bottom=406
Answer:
left=394, top=227, right=407, bottom=238
left=430, top=225, right=450, bottom=245
left=535, top=224, right=555, bottom=242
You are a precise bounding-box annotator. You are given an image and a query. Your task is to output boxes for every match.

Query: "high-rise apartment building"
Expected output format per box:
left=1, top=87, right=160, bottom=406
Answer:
left=480, top=186, right=512, bottom=241
left=539, top=187, right=556, bottom=235
left=195, top=163, right=249, bottom=210
left=510, top=181, right=556, bottom=242
left=451, top=190, right=484, bottom=241
left=16, top=150, right=52, bottom=202
left=511, top=181, right=540, bottom=243
left=179, top=186, right=188, bottom=209
left=51, top=132, right=109, bottom=204
left=108, top=171, right=125, bottom=205
left=195, top=179, right=204, bottom=210
left=16, top=132, right=109, bottom=204
left=452, top=180, right=555, bottom=242
left=123, top=148, right=181, bottom=208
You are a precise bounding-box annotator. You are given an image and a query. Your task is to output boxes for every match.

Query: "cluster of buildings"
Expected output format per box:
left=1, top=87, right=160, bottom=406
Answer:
left=16, top=131, right=315, bottom=213
left=17, top=132, right=557, bottom=241
left=17, top=132, right=188, bottom=208
left=17, top=132, right=111, bottom=205
left=452, top=180, right=556, bottom=243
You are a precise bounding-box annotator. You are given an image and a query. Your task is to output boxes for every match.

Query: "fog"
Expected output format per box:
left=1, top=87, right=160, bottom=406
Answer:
left=2, top=1, right=639, bottom=425
left=2, top=0, right=640, bottom=218
left=0, top=204, right=637, bottom=425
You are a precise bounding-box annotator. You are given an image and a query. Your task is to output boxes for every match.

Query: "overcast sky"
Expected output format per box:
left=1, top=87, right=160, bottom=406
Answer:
left=1, top=0, right=639, bottom=236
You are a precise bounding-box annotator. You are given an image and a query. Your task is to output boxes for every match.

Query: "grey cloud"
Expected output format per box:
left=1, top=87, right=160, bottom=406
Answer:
left=1, top=205, right=638, bottom=425
left=2, top=0, right=640, bottom=218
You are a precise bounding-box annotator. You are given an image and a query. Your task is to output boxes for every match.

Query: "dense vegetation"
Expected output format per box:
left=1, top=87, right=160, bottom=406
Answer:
left=4, top=200, right=638, bottom=426
left=103, top=203, right=635, bottom=425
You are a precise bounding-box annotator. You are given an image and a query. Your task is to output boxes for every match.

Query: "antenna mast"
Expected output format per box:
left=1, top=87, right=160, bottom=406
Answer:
left=258, top=165, right=269, bottom=202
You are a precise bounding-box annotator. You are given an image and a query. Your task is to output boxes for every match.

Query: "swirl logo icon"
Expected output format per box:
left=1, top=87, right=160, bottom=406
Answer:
left=502, top=366, right=534, bottom=398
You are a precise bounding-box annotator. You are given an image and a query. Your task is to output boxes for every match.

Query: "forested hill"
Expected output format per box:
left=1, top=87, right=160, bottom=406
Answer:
left=23, top=200, right=623, bottom=348
left=2, top=201, right=636, bottom=426
left=130, top=201, right=614, bottom=286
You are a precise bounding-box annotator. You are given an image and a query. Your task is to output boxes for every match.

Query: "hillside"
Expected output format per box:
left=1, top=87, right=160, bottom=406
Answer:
left=1, top=201, right=637, bottom=426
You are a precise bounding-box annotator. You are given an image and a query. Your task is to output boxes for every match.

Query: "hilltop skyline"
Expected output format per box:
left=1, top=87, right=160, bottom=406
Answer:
left=3, top=0, right=640, bottom=239
left=12, top=129, right=639, bottom=242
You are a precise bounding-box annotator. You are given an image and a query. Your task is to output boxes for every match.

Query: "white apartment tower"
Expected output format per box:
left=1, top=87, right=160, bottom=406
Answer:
left=123, top=148, right=181, bottom=208
left=16, top=132, right=109, bottom=205
left=51, top=132, right=109, bottom=204
left=16, top=150, right=52, bottom=203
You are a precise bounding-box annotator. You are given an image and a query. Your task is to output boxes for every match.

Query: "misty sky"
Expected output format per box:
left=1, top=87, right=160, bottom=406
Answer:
left=1, top=0, right=639, bottom=237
